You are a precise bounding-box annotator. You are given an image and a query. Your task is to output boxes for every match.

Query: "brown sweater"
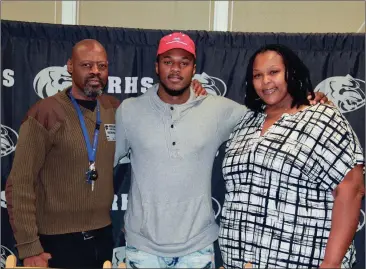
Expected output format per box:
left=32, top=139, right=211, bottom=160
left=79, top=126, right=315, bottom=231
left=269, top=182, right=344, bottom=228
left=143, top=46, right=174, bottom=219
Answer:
left=5, top=89, right=121, bottom=259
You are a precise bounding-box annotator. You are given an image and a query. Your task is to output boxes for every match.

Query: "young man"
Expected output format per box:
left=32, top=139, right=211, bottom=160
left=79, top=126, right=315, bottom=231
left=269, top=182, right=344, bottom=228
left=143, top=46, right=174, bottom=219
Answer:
left=114, top=33, right=328, bottom=268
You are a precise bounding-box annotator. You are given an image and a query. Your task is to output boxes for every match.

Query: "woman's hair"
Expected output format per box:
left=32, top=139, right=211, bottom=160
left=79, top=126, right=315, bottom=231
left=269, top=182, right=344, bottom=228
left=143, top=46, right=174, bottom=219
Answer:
left=244, top=44, right=315, bottom=112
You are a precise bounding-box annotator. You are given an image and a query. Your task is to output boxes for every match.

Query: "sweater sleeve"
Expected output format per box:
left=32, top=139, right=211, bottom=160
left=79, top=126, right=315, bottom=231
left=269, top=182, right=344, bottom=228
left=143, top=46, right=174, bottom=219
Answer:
left=5, top=100, right=62, bottom=259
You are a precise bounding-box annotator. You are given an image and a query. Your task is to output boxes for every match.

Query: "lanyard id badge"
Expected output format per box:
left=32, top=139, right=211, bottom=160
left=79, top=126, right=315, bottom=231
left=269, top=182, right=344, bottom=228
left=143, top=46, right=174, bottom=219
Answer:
left=70, top=94, right=101, bottom=191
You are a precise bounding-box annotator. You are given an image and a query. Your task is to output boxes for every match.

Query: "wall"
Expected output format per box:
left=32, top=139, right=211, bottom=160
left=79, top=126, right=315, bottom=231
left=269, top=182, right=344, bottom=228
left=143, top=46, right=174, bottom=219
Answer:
left=1, top=1, right=62, bottom=24
left=78, top=1, right=213, bottom=31
left=230, top=1, right=365, bottom=33
left=1, top=1, right=364, bottom=33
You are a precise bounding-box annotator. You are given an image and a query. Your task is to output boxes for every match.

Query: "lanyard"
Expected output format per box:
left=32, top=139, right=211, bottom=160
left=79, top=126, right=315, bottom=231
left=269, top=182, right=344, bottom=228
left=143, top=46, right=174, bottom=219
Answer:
left=70, top=94, right=101, bottom=164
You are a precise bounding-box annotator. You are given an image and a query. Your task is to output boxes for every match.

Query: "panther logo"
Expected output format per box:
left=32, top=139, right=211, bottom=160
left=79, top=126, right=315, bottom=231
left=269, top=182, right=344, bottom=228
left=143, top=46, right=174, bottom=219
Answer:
left=112, top=246, right=126, bottom=267
left=33, top=65, right=72, bottom=99
left=314, top=74, right=365, bottom=114
left=1, top=191, right=6, bottom=208
left=193, top=72, right=227, bottom=96
left=1, top=245, right=15, bottom=269
left=1, top=125, right=18, bottom=157
left=212, top=197, right=221, bottom=219
left=357, top=209, right=365, bottom=232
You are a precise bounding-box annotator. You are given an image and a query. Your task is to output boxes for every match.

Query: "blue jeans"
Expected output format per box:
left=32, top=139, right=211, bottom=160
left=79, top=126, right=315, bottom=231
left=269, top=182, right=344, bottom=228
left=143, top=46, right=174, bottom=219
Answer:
left=125, top=244, right=215, bottom=268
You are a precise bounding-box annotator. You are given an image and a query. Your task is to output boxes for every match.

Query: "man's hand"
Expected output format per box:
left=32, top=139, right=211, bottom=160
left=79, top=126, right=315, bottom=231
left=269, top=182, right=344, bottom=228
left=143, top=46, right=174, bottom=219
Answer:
left=191, top=79, right=207, bottom=96
left=23, top=252, right=51, bottom=267
left=308, top=92, right=334, bottom=106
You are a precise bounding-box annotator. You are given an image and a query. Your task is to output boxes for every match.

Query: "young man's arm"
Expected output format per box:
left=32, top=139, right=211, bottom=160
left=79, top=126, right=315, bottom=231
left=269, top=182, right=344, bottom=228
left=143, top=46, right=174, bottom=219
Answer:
left=114, top=101, right=131, bottom=169
left=216, top=97, right=247, bottom=141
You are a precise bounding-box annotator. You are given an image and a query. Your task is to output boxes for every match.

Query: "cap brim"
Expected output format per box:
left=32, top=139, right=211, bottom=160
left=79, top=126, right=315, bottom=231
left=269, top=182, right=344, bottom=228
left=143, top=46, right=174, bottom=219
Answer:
left=157, top=42, right=196, bottom=58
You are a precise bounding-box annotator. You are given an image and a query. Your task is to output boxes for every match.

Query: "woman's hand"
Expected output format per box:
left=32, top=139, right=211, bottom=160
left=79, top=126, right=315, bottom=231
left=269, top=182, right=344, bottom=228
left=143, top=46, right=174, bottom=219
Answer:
left=191, top=79, right=207, bottom=96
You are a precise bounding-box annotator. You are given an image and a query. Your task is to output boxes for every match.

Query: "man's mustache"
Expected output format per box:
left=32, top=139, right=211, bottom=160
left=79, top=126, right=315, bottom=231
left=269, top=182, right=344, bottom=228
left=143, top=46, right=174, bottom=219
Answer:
left=86, top=75, right=103, bottom=83
left=168, top=74, right=183, bottom=80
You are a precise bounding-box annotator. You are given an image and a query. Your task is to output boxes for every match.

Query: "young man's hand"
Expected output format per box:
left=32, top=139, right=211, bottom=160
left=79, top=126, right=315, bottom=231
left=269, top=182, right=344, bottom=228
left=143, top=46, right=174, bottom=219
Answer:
left=308, top=92, right=334, bottom=106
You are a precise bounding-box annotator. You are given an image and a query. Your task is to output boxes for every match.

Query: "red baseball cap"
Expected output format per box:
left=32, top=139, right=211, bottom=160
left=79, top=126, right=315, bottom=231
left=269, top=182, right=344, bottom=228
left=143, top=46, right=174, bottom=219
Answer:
left=157, top=32, right=196, bottom=58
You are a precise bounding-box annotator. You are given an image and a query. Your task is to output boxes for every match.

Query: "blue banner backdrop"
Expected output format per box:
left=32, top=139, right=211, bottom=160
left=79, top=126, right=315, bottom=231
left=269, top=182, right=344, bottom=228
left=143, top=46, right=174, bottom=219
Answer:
left=1, top=20, right=365, bottom=268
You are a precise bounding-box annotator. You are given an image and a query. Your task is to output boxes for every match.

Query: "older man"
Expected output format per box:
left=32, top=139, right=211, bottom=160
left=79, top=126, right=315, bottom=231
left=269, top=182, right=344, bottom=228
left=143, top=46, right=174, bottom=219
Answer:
left=6, top=39, right=120, bottom=268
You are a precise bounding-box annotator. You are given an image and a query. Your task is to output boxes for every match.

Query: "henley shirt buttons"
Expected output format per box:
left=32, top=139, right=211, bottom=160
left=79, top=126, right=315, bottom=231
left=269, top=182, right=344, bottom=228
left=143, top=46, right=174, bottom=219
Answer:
left=170, top=107, right=174, bottom=110
left=171, top=150, right=181, bottom=159
left=171, top=124, right=174, bottom=128
left=172, top=142, right=176, bottom=146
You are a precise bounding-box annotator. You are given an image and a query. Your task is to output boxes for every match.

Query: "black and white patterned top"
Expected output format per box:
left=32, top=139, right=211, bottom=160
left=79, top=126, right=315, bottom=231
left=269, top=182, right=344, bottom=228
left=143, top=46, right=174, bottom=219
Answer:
left=219, top=104, right=364, bottom=269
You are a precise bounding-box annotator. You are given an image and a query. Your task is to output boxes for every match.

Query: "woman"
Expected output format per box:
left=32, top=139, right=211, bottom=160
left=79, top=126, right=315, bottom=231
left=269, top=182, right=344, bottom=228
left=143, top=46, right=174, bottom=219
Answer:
left=218, top=44, right=365, bottom=269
